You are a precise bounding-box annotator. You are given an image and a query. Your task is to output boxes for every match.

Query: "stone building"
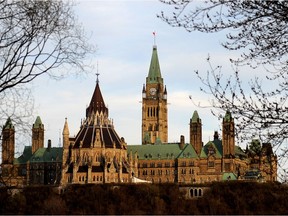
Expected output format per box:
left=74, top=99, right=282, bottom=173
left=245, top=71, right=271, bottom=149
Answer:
left=127, top=45, right=277, bottom=184
left=142, top=45, right=168, bottom=144
left=60, top=77, right=137, bottom=185
left=1, top=44, right=278, bottom=187
left=1, top=117, right=62, bottom=187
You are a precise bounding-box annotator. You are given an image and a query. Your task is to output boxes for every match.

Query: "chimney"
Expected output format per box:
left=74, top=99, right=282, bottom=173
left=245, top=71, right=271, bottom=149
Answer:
left=47, top=139, right=51, bottom=152
left=179, top=135, right=185, bottom=150
left=214, top=131, right=219, bottom=140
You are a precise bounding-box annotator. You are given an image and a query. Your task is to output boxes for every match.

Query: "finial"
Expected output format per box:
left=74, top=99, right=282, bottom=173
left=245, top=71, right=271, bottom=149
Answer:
left=153, top=31, right=156, bottom=47
left=96, top=61, right=100, bottom=83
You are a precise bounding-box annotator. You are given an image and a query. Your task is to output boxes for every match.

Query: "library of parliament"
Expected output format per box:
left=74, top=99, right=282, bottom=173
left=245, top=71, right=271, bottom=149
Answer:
left=1, top=45, right=277, bottom=187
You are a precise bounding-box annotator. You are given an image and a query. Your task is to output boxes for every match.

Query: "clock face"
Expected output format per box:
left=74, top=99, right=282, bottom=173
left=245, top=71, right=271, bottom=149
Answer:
left=149, top=88, right=156, bottom=95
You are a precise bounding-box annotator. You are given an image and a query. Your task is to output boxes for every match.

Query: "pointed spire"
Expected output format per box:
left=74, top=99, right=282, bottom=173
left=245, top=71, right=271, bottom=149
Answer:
left=164, top=85, right=167, bottom=95
left=163, top=85, right=167, bottom=100
left=223, top=110, right=232, bottom=122
left=86, top=76, right=108, bottom=118
left=153, top=31, right=156, bottom=46
left=33, top=116, right=43, bottom=129
left=63, top=117, right=69, bottom=136
left=191, top=111, right=201, bottom=123
left=142, top=84, right=146, bottom=99
left=3, top=117, right=14, bottom=130
left=142, top=84, right=146, bottom=93
left=146, top=46, right=163, bottom=84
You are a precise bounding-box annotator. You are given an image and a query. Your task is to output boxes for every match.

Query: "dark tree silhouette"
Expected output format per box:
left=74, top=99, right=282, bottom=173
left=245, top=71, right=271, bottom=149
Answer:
left=159, top=0, right=288, bottom=180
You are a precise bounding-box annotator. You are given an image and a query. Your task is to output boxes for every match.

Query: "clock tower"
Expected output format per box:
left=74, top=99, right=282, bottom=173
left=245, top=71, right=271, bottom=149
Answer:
left=142, top=45, right=168, bottom=145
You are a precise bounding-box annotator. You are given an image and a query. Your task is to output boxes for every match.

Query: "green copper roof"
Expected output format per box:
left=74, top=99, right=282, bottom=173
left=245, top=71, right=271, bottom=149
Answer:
left=177, top=144, right=199, bottom=159
left=234, top=146, right=247, bottom=158
left=3, top=117, right=14, bottom=130
left=191, top=110, right=201, bottom=123
left=222, top=172, right=237, bottom=180
left=200, top=140, right=223, bottom=158
left=199, top=138, right=247, bottom=159
left=146, top=46, right=163, bottom=84
left=14, top=146, right=32, bottom=164
left=29, top=147, right=63, bottom=163
left=128, top=143, right=198, bottom=160
left=223, top=110, right=232, bottom=122
left=33, top=116, right=43, bottom=129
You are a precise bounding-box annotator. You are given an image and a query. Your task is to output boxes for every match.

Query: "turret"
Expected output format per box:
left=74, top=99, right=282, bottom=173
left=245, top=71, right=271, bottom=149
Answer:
left=222, top=110, right=235, bottom=157
left=32, top=116, right=44, bottom=154
left=62, top=118, right=70, bottom=148
left=142, top=45, right=168, bottom=144
left=2, top=117, right=15, bottom=164
left=142, top=84, right=146, bottom=99
left=86, top=78, right=109, bottom=126
left=163, top=85, right=167, bottom=100
left=190, top=110, right=202, bottom=155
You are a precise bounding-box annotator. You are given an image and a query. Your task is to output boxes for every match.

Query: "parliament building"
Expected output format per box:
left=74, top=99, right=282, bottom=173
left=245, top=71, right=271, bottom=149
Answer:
left=1, top=45, right=277, bottom=187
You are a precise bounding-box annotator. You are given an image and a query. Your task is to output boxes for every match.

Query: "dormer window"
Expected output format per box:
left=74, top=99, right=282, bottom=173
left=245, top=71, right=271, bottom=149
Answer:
left=208, top=145, right=216, bottom=155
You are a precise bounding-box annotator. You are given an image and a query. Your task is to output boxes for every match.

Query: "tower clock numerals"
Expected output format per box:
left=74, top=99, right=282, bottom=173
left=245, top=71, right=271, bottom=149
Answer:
left=149, top=88, right=156, bottom=95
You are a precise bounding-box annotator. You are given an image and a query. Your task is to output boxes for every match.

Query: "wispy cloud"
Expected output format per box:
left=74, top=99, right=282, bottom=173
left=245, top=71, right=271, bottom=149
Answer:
left=29, top=0, right=260, bottom=150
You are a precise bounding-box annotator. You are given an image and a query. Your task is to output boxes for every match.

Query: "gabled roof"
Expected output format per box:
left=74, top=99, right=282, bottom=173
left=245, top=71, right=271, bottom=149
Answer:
left=177, top=144, right=199, bottom=159
left=235, top=146, right=247, bottom=158
left=200, top=138, right=247, bottom=159
left=29, top=147, right=63, bottom=163
left=14, top=146, right=32, bottom=164
left=146, top=46, right=163, bottom=84
left=86, top=81, right=108, bottom=117
left=14, top=146, right=62, bottom=164
left=127, top=143, right=198, bottom=160
left=200, top=140, right=223, bottom=158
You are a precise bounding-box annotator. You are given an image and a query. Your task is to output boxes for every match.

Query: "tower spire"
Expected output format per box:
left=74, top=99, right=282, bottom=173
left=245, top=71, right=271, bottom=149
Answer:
left=142, top=43, right=168, bottom=145
left=96, top=61, right=100, bottom=83
left=153, top=31, right=156, bottom=47
left=146, top=45, right=163, bottom=84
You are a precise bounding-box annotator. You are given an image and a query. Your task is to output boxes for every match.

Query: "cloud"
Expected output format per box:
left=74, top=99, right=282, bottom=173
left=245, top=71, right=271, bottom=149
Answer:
left=29, top=1, right=257, bottom=150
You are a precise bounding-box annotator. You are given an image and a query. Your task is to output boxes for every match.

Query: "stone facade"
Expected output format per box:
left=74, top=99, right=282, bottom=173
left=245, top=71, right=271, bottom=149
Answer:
left=60, top=78, right=137, bottom=185
left=127, top=45, right=277, bottom=184
left=1, top=44, right=278, bottom=188
left=142, top=45, right=168, bottom=144
left=1, top=117, right=62, bottom=187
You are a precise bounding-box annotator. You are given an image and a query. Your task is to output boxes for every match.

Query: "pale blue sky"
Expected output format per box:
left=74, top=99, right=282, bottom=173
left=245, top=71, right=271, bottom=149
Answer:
left=31, top=0, right=255, bottom=150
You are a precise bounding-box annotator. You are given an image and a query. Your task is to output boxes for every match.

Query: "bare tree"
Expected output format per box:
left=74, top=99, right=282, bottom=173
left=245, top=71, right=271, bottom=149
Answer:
left=0, top=0, right=94, bottom=184
left=159, top=0, right=288, bottom=180
left=0, top=0, right=93, bottom=92
left=159, top=1, right=288, bottom=73
left=0, top=0, right=94, bottom=129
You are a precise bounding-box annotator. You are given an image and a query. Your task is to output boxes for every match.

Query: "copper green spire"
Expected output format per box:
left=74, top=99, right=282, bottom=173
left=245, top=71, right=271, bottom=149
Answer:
left=191, top=110, right=201, bottom=123
left=223, top=110, right=232, bottom=122
left=146, top=46, right=163, bottom=84
left=33, top=116, right=43, bottom=129
left=3, top=117, right=14, bottom=129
